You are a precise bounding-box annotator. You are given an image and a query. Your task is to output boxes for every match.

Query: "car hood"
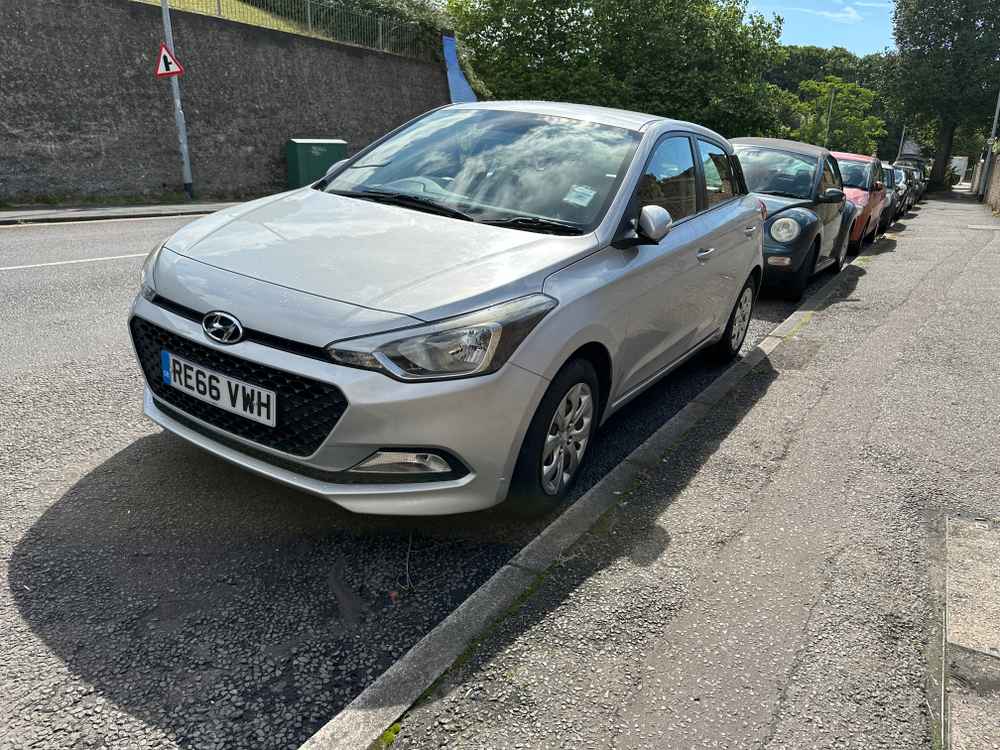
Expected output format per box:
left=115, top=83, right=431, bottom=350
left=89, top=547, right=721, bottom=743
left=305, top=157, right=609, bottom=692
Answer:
left=755, top=193, right=815, bottom=217
left=162, top=189, right=598, bottom=321
left=844, top=187, right=869, bottom=205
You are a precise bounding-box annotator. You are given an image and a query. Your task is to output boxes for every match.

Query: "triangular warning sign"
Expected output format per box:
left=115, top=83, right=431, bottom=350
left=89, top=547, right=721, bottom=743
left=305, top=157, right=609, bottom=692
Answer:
left=155, top=42, right=185, bottom=79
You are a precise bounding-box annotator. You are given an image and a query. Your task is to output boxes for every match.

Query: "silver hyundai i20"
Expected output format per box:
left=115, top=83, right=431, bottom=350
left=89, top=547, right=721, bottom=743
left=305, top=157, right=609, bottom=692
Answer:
left=130, top=102, right=764, bottom=516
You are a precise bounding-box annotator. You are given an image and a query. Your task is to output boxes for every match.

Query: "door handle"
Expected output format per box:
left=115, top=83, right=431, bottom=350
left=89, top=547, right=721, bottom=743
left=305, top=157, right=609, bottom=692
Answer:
left=697, top=247, right=716, bottom=261
left=744, top=225, right=757, bottom=236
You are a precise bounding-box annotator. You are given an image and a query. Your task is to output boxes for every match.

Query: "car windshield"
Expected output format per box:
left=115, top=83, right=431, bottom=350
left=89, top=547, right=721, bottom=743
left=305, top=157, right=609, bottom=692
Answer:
left=735, top=147, right=816, bottom=199
left=894, top=168, right=906, bottom=183
left=838, top=160, right=871, bottom=189
left=322, top=108, right=642, bottom=232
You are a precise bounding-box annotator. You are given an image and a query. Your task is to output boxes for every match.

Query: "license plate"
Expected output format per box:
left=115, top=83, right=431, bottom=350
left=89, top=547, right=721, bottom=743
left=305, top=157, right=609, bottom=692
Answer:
left=161, top=351, right=277, bottom=427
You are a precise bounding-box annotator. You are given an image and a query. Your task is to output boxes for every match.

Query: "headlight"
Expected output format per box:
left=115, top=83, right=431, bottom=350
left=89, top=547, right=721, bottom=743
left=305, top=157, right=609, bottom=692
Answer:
left=769, top=217, right=801, bottom=243
left=140, top=243, right=164, bottom=301
left=327, top=294, right=557, bottom=381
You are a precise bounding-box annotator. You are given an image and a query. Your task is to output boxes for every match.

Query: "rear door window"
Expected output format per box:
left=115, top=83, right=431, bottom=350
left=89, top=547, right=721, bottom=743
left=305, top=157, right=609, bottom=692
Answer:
left=697, top=140, right=736, bottom=207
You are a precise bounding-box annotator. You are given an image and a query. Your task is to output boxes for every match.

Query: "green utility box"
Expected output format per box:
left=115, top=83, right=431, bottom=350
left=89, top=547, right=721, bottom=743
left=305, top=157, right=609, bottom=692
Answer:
left=286, top=139, right=348, bottom=188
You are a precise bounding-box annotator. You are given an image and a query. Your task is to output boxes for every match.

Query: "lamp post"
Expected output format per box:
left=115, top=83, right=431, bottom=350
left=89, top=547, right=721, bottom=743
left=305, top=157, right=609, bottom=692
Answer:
left=160, top=0, right=193, bottom=200
left=823, top=87, right=836, bottom=148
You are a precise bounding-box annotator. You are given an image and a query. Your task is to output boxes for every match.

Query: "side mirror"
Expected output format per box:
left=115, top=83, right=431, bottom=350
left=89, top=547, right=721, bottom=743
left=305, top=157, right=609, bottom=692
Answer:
left=817, top=187, right=845, bottom=204
left=637, top=205, right=673, bottom=242
left=325, top=159, right=348, bottom=178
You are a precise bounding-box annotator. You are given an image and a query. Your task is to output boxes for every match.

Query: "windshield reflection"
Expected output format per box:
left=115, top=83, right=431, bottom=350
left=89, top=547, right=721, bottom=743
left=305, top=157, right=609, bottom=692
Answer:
left=735, top=147, right=816, bottom=200
left=325, top=109, right=641, bottom=231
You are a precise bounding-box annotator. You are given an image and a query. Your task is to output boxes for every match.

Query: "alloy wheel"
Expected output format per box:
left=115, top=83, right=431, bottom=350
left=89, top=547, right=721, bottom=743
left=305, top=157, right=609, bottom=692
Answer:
left=540, top=382, right=594, bottom=495
left=730, top=286, right=754, bottom=352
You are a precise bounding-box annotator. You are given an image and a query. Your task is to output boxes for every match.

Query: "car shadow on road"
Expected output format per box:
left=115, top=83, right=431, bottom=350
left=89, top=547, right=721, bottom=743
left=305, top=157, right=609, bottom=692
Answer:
left=8, top=433, right=523, bottom=749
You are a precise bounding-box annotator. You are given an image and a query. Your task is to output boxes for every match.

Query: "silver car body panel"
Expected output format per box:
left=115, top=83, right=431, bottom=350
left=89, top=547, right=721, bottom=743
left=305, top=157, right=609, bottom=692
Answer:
left=134, top=101, right=762, bottom=515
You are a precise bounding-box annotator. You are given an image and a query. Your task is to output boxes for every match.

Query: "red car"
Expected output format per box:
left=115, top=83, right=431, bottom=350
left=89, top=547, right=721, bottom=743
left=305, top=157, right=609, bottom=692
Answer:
left=831, top=151, right=887, bottom=249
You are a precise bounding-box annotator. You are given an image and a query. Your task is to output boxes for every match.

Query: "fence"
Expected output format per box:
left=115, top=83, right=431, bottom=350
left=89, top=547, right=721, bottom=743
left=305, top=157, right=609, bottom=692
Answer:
left=131, top=0, right=439, bottom=61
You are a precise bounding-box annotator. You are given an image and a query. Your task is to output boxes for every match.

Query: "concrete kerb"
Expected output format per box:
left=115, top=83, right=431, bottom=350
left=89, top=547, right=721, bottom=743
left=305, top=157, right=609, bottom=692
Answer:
left=300, top=253, right=865, bottom=750
left=0, top=204, right=235, bottom=226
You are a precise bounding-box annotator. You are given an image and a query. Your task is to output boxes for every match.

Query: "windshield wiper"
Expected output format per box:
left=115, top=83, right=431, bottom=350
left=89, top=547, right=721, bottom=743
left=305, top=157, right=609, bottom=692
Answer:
left=479, top=216, right=584, bottom=236
left=330, top=189, right=475, bottom=222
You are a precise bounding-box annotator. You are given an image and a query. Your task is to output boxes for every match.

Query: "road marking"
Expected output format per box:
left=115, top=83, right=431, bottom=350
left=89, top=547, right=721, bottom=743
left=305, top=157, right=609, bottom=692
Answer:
left=0, top=253, right=146, bottom=272
left=966, top=225, right=1000, bottom=231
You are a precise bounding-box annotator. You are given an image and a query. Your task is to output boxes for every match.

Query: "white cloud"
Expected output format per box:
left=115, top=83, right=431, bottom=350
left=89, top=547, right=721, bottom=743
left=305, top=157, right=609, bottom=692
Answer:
left=788, top=5, right=864, bottom=23
left=855, top=1, right=892, bottom=7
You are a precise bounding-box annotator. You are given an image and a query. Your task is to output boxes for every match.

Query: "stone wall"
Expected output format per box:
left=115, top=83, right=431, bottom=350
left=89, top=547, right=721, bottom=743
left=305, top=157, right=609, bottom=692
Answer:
left=0, top=0, right=450, bottom=201
left=986, top=153, right=1000, bottom=212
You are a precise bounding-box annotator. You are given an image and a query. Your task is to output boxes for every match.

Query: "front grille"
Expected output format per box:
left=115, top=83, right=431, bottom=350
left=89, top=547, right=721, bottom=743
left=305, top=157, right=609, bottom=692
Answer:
left=130, top=317, right=348, bottom=456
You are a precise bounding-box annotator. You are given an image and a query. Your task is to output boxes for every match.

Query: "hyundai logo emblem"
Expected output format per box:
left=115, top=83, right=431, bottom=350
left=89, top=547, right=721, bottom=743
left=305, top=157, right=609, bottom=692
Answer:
left=202, top=311, right=244, bottom=344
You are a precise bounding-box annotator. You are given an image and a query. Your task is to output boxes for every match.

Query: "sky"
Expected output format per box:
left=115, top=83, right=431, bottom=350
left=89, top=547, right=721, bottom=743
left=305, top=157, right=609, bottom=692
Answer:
left=749, top=0, right=895, bottom=55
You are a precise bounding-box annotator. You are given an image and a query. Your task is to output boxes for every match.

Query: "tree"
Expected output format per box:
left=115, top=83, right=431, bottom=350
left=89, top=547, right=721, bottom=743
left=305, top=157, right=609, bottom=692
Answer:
left=795, top=77, right=887, bottom=154
left=766, top=45, right=864, bottom=92
left=893, top=0, right=1000, bottom=185
left=446, top=0, right=785, bottom=138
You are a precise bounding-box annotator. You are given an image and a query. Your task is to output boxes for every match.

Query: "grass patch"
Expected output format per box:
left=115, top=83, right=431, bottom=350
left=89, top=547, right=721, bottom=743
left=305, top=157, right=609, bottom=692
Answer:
left=374, top=722, right=402, bottom=748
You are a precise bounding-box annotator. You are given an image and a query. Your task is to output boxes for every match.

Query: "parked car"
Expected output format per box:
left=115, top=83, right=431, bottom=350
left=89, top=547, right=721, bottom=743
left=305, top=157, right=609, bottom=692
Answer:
left=897, top=164, right=926, bottom=202
left=878, top=162, right=900, bottom=232
left=130, top=102, right=764, bottom=516
left=832, top=151, right=887, bottom=249
left=732, top=138, right=856, bottom=299
left=892, top=166, right=913, bottom=217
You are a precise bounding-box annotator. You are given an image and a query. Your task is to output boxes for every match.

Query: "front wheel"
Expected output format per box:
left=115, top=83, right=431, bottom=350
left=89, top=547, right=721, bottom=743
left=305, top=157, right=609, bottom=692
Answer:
left=505, top=359, right=599, bottom=517
left=710, top=275, right=757, bottom=362
left=833, top=233, right=849, bottom=272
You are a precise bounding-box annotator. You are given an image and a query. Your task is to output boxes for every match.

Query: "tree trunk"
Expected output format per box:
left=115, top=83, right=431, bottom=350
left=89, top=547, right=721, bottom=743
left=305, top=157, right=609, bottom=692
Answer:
left=930, top=119, right=957, bottom=188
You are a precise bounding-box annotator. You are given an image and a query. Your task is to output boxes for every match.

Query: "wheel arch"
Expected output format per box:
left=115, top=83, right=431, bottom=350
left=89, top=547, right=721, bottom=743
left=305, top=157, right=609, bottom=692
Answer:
left=563, top=341, right=613, bottom=421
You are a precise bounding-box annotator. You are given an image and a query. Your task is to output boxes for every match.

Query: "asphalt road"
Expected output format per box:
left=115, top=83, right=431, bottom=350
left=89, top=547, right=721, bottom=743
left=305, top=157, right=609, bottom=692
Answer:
left=0, top=215, right=838, bottom=749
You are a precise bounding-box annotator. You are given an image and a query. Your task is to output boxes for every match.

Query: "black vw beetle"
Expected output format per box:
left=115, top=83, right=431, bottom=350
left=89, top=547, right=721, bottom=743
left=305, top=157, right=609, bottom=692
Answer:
left=731, top=138, right=857, bottom=300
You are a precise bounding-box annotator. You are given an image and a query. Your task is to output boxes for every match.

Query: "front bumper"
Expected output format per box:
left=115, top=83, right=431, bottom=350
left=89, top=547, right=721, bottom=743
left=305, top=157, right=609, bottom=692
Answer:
left=761, top=240, right=810, bottom=279
left=130, top=297, right=550, bottom=515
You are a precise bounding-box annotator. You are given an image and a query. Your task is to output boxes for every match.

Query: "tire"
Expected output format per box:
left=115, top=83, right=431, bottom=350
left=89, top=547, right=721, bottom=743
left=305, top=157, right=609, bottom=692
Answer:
left=505, top=358, right=600, bottom=517
left=782, top=240, right=818, bottom=301
left=710, top=275, right=757, bottom=362
left=863, top=218, right=877, bottom=245
left=833, top=232, right=849, bottom=272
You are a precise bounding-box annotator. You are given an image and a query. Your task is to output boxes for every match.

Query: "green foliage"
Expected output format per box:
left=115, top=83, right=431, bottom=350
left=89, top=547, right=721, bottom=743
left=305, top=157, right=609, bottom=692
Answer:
left=445, top=0, right=786, bottom=138
left=892, top=0, right=1000, bottom=181
left=795, top=76, right=887, bottom=154
left=376, top=722, right=403, bottom=747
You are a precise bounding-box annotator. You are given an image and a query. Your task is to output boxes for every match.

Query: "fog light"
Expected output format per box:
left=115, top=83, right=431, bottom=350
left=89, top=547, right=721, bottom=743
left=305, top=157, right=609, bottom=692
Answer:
left=767, top=256, right=793, bottom=267
left=349, top=450, right=451, bottom=474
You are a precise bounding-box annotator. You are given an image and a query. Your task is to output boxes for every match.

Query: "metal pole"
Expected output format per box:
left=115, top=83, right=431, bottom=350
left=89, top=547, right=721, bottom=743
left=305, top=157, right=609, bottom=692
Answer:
left=306, top=0, right=312, bottom=33
left=160, top=0, right=193, bottom=199
left=823, top=87, right=836, bottom=148
left=990, top=87, right=1000, bottom=140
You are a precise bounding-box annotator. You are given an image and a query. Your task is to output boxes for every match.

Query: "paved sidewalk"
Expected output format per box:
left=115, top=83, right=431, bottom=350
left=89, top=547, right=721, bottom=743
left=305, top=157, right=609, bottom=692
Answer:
left=0, top=202, right=236, bottom=225
left=390, top=195, right=1000, bottom=749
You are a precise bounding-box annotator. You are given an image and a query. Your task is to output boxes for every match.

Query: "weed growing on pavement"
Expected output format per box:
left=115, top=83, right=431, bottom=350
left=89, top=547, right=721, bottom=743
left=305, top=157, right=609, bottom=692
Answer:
left=376, top=722, right=402, bottom=747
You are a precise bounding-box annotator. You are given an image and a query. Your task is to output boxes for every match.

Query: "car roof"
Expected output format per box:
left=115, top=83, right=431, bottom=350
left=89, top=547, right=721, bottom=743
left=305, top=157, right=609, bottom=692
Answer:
left=831, top=151, right=877, bottom=163
left=730, top=137, right=828, bottom=160
left=444, top=100, right=728, bottom=143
